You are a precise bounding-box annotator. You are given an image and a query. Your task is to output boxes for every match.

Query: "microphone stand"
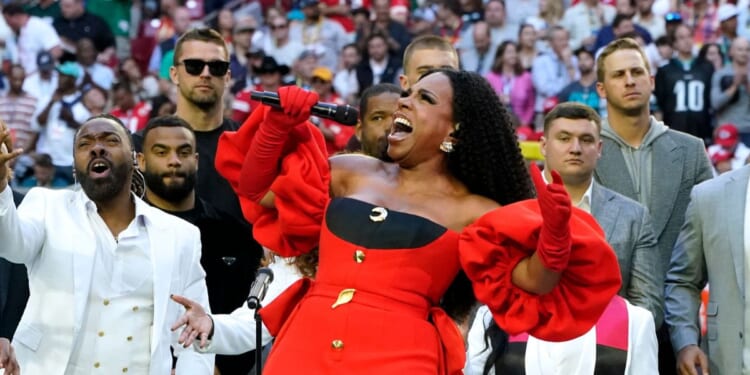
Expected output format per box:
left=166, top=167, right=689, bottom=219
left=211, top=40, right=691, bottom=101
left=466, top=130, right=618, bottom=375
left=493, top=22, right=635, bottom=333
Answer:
left=247, top=296, right=263, bottom=375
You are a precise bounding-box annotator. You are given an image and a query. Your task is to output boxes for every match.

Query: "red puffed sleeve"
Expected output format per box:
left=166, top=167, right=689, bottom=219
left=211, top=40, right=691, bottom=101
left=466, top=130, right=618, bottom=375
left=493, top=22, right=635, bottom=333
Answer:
left=459, top=200, right=621, bottom=342
left=215, top=106, right=331, bottom=256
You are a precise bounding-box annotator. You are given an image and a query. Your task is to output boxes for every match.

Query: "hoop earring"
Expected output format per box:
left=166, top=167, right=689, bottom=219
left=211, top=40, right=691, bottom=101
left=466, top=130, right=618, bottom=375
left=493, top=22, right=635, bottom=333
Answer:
left=439, top=141, right=454, bottom=153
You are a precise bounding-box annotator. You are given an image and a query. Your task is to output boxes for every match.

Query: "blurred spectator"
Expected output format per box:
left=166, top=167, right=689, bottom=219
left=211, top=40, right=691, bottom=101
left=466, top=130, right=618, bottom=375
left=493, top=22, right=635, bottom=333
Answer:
left=18, top=152, right=69, bottom=188
left=0, top=64, right=37, bottom=155
left=86, top=0, right=135, bottom=61
left=633, top=0, right=666, bottom=39
left=557, top=47, right=601, bottom=114
left=716, top=3, right=739, bottom=63
left=709, top=148, right=733, bottom=174
left=35, top=61, right=89, bottom=185
left=433, top=0, right=466, bottom=46
left=356, top=32, right=401, bottom=94
left=117, top=56, right=160, bottom=101
left=706, top=123, right=750, bottom=172
left=654, top=24, right=714, bottom=142
left=212, top=8, right=235, bottom=46
left=261, top=13, right=305, bottom=68
left=459, top=21, right=495, bottom=75
left=485, top=41, right=536, bottom=127
left=149, top=93, right=177, bottom=120
left=681, top=0, right=717, bottom=48
left=506, top=0, right=540, bottom=33
left=0, top=64, right=38, bottom=183
left=74, top=37, right=115, bottom=92
left=653, top=35, right=672, bottom=68
left=711, top=37, right=750, bottom=145
left=664, top=10, right=683, bottom=39
left=459, top=0, right=515, bottom=54
left=292, top=48, right=320, bottom=88
left=525, top=0, right=563, bottom=36
left=111, top=82, right=152, bottom=133
left=22, top=51, right=59, bottom=112
left=333, top=43, right=361, bottom=105
left=697, top=42, right=724, bottom=74
left=356, top=0, right=412, bottom=60
left=518, top=23, right=540, bottom=71
left=24, top=0, right=61, bottom=24
left=53, top=0, right=115, bottom=60
left=408, top=6, right=437, bottom=38
left=231, top=46, right=266, bottom=94
left=148, top=6, right=191, bottom=76
left=232, top=56, right=289, bottom=123
left=532, top=26, right=578, bottom=130
left=310, top=66, right=353, bottom=155
left=594, top=12, right=654, bottom=52
left=2, top=3, right=62, bottom=75
left=319, top=0, right=356, bottom=34
left=458, top=0, right=483, bottom=26
left=289, top=0, right=350, bottom=71
left=228, top=15, right=260, bottom=91
left=561, top=0, right=616, bottom=50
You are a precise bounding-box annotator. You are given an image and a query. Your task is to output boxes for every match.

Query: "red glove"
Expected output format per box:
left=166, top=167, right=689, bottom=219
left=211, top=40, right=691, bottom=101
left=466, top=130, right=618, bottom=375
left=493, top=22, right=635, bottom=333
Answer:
left=530, top=163, right=572, bottom=272
left=238, top=86, right=320, bottom=202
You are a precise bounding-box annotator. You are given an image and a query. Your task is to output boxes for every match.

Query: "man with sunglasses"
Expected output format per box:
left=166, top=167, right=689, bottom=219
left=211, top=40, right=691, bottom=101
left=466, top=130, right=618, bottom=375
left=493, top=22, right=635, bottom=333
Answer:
left=160, top=26, right=264, bottom=375
left=261, top=14, right=304, bottom=69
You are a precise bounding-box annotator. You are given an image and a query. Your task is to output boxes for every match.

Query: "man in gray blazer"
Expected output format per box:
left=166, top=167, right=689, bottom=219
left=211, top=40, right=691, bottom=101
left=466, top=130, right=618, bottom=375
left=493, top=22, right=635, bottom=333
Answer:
left=664, top=166, right=750, bottom=375
left=594, top=37, right=713, bottom=375
left=541, top=102, right=663, bottom=327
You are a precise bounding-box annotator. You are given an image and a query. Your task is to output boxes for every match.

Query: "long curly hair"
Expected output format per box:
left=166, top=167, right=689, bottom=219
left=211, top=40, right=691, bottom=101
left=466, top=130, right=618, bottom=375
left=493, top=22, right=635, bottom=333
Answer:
left=435, top=69, right=535, bottom=205
left=421, top=69, right=534, bottom=322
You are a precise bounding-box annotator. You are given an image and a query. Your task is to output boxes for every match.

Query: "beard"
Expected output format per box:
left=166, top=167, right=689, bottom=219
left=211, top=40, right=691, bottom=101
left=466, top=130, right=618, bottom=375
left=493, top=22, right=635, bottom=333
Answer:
left=143, top=169, right=196, bottom=203
left=77, top=161, right=132, bottom=203
left=181, top=84, right=219, bottom=111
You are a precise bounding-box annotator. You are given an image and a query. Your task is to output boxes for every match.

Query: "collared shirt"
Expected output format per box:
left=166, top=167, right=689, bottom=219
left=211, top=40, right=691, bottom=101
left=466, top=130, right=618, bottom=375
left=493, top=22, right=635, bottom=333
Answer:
left=67, top=191, right=154, bottom=374
left=542, top=173, right=593, bottom=213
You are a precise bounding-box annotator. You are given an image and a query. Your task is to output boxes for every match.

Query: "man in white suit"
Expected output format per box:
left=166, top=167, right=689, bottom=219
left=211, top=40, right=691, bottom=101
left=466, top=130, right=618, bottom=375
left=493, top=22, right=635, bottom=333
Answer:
left=0, top=115, right=214, bottom=374
left=664, top=165, right=749, bottom=375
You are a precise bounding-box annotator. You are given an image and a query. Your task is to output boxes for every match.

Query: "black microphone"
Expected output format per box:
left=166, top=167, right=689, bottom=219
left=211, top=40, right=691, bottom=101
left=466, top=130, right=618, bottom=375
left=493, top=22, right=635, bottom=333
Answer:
left=251, top=91, right=359, bottom=126
left=246, top=267, right=274, bottom=309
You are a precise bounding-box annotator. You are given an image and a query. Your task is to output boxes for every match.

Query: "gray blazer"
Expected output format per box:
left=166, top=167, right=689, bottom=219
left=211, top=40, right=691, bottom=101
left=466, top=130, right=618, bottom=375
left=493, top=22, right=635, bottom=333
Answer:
left=594, top=128, right=714, bottom=279
left=665, top=166, right=750, bottom=375
left=591, top=181, right=663, bottom=328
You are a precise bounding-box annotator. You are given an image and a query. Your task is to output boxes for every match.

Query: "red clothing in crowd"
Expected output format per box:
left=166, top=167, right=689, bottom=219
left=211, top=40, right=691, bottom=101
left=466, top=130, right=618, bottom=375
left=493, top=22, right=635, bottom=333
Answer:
left=111, top=101, right=152, bottom=133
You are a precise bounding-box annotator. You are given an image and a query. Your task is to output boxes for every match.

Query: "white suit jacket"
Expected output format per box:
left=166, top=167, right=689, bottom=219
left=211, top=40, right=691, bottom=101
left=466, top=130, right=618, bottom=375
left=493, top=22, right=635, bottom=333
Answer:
left=0, top=186, right=214, bottom=375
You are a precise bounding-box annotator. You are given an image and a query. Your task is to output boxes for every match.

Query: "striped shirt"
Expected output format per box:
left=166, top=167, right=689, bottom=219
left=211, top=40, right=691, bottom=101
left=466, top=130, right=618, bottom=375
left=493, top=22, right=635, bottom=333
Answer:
left=0, top=93, right=38, bottom=151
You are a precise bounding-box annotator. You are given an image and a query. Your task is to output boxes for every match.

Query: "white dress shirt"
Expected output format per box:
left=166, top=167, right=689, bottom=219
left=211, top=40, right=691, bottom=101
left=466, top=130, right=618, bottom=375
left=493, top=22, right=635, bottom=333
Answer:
left=67, top=197, right=154, bottom=374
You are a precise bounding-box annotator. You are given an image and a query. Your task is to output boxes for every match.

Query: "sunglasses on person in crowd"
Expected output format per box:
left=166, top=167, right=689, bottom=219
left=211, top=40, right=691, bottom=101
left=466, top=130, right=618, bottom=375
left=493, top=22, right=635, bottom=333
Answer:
left=177, top=59, right=230, bottom=76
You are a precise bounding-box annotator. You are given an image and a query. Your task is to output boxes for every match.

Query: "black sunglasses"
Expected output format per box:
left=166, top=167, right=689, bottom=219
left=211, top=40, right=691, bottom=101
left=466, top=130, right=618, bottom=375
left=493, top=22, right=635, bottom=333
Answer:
left=178, top=59, right=230, bottom=76
left=270, top=23, right=287, bottom=30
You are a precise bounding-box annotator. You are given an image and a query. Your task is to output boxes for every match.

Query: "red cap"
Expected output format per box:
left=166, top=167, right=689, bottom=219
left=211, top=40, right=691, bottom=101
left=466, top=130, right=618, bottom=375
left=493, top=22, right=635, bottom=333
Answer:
left=714, top=124, right=739, bottom=148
